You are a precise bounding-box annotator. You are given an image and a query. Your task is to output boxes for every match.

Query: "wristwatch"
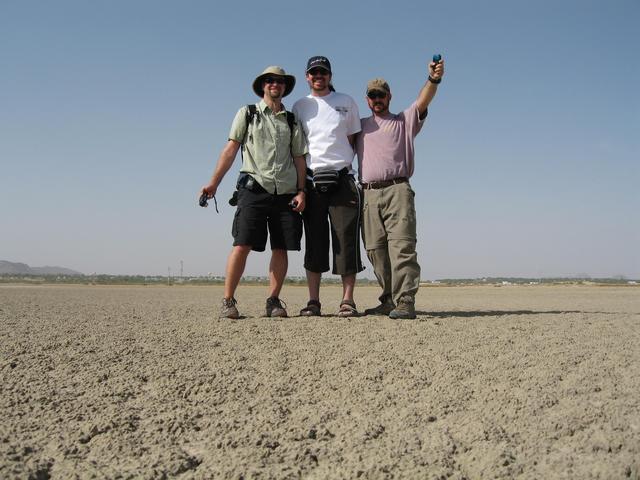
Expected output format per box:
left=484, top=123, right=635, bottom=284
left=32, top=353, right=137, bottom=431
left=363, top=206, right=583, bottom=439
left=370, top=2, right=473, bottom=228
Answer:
left=297, top=187, right=307, bottom=193
left=428, top=75, right=441, bottom=84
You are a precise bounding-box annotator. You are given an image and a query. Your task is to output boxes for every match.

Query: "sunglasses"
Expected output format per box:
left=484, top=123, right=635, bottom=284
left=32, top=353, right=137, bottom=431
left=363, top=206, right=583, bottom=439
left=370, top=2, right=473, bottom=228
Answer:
left=367, top=91, right=387, bottom=100
left=264, top=77, right=286, bottom=85
left=308, top=68, right=329, bottom=76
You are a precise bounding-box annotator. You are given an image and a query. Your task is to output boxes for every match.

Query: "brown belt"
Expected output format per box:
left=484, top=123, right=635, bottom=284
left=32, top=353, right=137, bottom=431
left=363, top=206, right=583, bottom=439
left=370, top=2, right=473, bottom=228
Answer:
left=361, top=177, right=408, bottom=189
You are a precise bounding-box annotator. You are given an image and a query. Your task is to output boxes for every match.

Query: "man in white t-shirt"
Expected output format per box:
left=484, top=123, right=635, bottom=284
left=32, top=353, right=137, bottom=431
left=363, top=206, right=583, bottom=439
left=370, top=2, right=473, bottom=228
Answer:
left=292, top=56, right=363, bottom=317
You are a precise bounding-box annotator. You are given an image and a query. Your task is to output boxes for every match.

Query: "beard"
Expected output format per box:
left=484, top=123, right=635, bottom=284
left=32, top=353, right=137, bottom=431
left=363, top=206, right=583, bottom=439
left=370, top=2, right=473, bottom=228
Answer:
left=308, top=77, right=328, bottom=92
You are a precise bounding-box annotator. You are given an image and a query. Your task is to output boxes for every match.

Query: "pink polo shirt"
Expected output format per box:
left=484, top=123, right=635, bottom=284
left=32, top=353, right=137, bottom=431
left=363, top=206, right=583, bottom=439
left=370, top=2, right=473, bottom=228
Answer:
left=356, top=101, right=425, bottom=183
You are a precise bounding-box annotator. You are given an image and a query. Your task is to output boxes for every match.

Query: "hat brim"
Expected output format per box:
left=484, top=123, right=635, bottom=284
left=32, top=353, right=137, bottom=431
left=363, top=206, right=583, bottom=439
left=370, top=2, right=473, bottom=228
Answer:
left=252, top=74, right=296, bottom=98
left=306, top=65, right=332, bottom=74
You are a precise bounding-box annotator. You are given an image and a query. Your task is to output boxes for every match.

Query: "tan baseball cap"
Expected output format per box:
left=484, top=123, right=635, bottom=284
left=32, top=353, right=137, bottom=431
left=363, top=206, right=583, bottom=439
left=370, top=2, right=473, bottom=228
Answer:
left=252, top=66, right=296, bottom=97
left=366, top=78, right=391, bottom=94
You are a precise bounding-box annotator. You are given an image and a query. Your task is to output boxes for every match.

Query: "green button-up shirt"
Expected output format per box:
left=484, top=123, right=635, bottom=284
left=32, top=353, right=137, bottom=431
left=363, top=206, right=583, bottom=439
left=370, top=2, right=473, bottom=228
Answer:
left=228, top=100, right=307, bottom=195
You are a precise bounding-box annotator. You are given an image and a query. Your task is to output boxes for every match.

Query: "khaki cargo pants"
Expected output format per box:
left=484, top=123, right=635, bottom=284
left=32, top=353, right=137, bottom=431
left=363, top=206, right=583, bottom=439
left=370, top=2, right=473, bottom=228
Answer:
left=361, top=181, right=420, bottom=303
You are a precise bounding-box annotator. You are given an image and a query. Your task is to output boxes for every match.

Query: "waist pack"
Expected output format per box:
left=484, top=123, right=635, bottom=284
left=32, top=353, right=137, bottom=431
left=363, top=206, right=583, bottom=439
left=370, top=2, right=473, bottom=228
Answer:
left=229, top=174, right=261, bottom=206
left=312, top=169, right=340, bottom=193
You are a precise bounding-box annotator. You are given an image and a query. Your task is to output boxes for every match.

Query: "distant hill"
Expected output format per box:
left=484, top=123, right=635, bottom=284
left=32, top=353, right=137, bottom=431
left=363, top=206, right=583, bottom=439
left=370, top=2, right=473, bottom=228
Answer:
left=0, top=260, right=83, bottom=276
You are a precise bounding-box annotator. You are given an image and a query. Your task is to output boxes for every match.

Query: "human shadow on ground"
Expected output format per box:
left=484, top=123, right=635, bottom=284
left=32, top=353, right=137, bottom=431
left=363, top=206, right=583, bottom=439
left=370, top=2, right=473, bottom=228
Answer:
left=416, top=309, right=613, bottom=319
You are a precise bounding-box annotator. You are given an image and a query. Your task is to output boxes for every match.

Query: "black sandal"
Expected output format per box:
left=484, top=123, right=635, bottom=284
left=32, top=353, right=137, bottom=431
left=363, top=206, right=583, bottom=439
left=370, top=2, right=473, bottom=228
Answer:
left=299, top=300, right=321, bottom=316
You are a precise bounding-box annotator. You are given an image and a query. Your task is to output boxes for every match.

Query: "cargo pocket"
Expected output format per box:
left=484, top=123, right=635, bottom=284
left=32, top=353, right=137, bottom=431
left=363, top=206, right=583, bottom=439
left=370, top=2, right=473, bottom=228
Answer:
left=294, top=212, right=303, bottom=244
left=361, top=202, right=369, bottom=246
left=232, top=208, right=242, bottom=238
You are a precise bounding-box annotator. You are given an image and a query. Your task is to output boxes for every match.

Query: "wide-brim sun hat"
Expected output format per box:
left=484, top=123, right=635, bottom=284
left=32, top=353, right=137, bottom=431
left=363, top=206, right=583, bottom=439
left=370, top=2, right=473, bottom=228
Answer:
left=252, top=66, right=296, bottom=97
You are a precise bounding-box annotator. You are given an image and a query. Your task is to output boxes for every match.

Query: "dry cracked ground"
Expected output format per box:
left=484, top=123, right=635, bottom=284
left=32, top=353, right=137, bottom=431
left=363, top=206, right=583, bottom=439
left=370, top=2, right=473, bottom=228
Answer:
left=1, top=284, right=639, bottom=479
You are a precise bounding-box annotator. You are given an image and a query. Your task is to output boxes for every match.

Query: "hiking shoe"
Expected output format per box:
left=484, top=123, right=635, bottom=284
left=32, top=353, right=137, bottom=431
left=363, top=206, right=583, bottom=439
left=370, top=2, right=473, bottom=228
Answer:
left=364, top=295, right=396, bottom=316
left=265, top=296, right=288, bottom=318
left=220, top=297, right=239, bottom=319
left=388, top=296, right=416, bottom=319
left=300, top=300, right=321, bottom=316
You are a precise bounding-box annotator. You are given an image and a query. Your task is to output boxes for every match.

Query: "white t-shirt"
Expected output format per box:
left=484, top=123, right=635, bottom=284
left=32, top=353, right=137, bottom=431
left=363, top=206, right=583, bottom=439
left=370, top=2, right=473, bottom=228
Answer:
left=292, top=92, right=361, bottom=173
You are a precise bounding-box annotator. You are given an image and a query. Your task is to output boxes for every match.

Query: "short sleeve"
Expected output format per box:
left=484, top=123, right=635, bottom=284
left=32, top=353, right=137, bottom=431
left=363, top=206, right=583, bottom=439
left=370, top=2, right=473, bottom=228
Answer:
left=228, top=106, right=249, bottom=143
left=403, top=101, right=425, bottom=138
left=290, top=113, right=308, bottom=157
left=347, top=97, right=361, bottom=136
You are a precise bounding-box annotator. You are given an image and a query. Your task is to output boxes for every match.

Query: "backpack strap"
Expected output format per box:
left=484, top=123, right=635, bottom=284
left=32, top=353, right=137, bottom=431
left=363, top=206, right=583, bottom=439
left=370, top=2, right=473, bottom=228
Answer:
left=241, top=105, right=296, bottom=167
left=244, top=104, right=294, bottom=144
left=242, top=104, right=258, bottom=146
left=285, top=111, right=295, bottom=134
left=285, top=111, right=297, bottom=158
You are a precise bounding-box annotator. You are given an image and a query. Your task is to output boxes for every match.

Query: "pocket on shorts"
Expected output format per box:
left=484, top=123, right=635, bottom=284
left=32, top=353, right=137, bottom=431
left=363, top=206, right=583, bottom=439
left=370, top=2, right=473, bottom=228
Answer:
left=293, top=211, right=303, bottom=242
left=346, top=175, right=363, bottom=204
left=232, top=208, right=242, bottom=237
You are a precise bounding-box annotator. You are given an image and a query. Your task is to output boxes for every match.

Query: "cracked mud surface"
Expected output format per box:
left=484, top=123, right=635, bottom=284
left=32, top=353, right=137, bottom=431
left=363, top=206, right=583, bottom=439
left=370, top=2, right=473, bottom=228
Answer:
left=1, top=284, right=639, bottom=479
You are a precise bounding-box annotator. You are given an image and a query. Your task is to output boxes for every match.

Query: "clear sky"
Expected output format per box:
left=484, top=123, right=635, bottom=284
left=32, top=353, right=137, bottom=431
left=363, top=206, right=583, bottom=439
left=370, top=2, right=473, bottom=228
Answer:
left=1, top=0, right=638, bottom=279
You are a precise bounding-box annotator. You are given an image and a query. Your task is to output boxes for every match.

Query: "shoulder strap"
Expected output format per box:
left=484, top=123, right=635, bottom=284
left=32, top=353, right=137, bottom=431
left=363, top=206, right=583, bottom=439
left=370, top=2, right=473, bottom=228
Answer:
left=247, top=104, right=257, bottom=121
left=285, top=111, right=297, bottom=153
left=243, top=105, right=296, bottom=150
left=286, top=111, right=295, bottom=133
left=242, top=104, right=258, bottom=146
left=237, top=104, right=259, bottom=190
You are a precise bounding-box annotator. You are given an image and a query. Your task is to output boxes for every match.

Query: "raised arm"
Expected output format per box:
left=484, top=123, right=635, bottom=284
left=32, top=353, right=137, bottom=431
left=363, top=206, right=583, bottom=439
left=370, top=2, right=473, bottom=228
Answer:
left=416, top=58, right=445, bottom=118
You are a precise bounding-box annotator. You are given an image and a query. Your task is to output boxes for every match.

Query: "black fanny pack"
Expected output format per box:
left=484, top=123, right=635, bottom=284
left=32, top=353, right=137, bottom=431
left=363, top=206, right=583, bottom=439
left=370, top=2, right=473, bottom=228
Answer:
left=310, top=168, right=347, bottom=193
left=229, top=173, right=264, bottom=206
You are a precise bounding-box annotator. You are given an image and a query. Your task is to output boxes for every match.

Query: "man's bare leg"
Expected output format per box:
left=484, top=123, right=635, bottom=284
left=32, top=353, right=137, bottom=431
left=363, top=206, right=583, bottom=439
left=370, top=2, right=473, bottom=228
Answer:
left=306, top=270, right=321, bottom=301
left=268, top=249, right=288, bottom=298
left=341, top=273, right=356, bottom=302
left=223, top=245, right=251, bottom=299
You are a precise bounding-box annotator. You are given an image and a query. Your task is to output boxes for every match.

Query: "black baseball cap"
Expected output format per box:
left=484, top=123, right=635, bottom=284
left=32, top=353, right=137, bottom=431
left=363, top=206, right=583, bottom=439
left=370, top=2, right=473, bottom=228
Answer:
left=306, top=56, right=332, bottom=74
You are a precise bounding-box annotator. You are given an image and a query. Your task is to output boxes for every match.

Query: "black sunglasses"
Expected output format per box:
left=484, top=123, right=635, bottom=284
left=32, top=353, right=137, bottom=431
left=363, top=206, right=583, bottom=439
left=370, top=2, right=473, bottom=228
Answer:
left=264, top=77, right=286, bottom=85
left=308, top=68, right=329, bottom=76
left=367, top=91, right=387, bottom=100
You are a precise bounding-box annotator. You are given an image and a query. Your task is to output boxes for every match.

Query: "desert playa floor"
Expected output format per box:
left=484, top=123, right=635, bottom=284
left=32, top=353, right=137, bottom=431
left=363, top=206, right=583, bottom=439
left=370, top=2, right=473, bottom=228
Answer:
left=1, top=284, right=639, bottom=479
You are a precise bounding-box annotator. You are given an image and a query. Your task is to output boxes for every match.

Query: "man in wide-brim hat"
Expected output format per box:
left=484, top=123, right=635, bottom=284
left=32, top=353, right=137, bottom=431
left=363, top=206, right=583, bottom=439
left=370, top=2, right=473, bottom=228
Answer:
left=252, top=65, right=296, bottom=98
left=200, top=65, right=308, bottom=319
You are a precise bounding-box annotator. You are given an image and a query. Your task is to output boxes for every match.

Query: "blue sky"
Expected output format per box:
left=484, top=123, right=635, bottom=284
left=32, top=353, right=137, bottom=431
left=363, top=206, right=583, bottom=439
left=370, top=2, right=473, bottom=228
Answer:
left=1, top=0, right=638, bottom=279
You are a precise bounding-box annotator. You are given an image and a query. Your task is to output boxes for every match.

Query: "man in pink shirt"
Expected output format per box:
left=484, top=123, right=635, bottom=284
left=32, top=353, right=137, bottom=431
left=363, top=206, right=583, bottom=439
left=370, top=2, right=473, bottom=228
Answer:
left=355, top=58, right=445, bottom=319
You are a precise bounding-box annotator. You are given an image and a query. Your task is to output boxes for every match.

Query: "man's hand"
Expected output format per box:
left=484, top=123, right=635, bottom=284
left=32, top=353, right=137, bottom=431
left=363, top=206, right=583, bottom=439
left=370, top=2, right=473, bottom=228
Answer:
left=292, top=191, right=306, bottom=213
left=199, top=183, right=217, bottom=204
left=429, top=58, right=445, bottom=82
left=199, top=139, right=241, bottom=205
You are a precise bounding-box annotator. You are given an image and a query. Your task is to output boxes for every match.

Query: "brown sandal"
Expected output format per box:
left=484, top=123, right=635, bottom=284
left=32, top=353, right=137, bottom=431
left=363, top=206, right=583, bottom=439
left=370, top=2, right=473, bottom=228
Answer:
left=300, top=300, right=321, bottom=316
left=337, top=300, right=358, bottom=317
